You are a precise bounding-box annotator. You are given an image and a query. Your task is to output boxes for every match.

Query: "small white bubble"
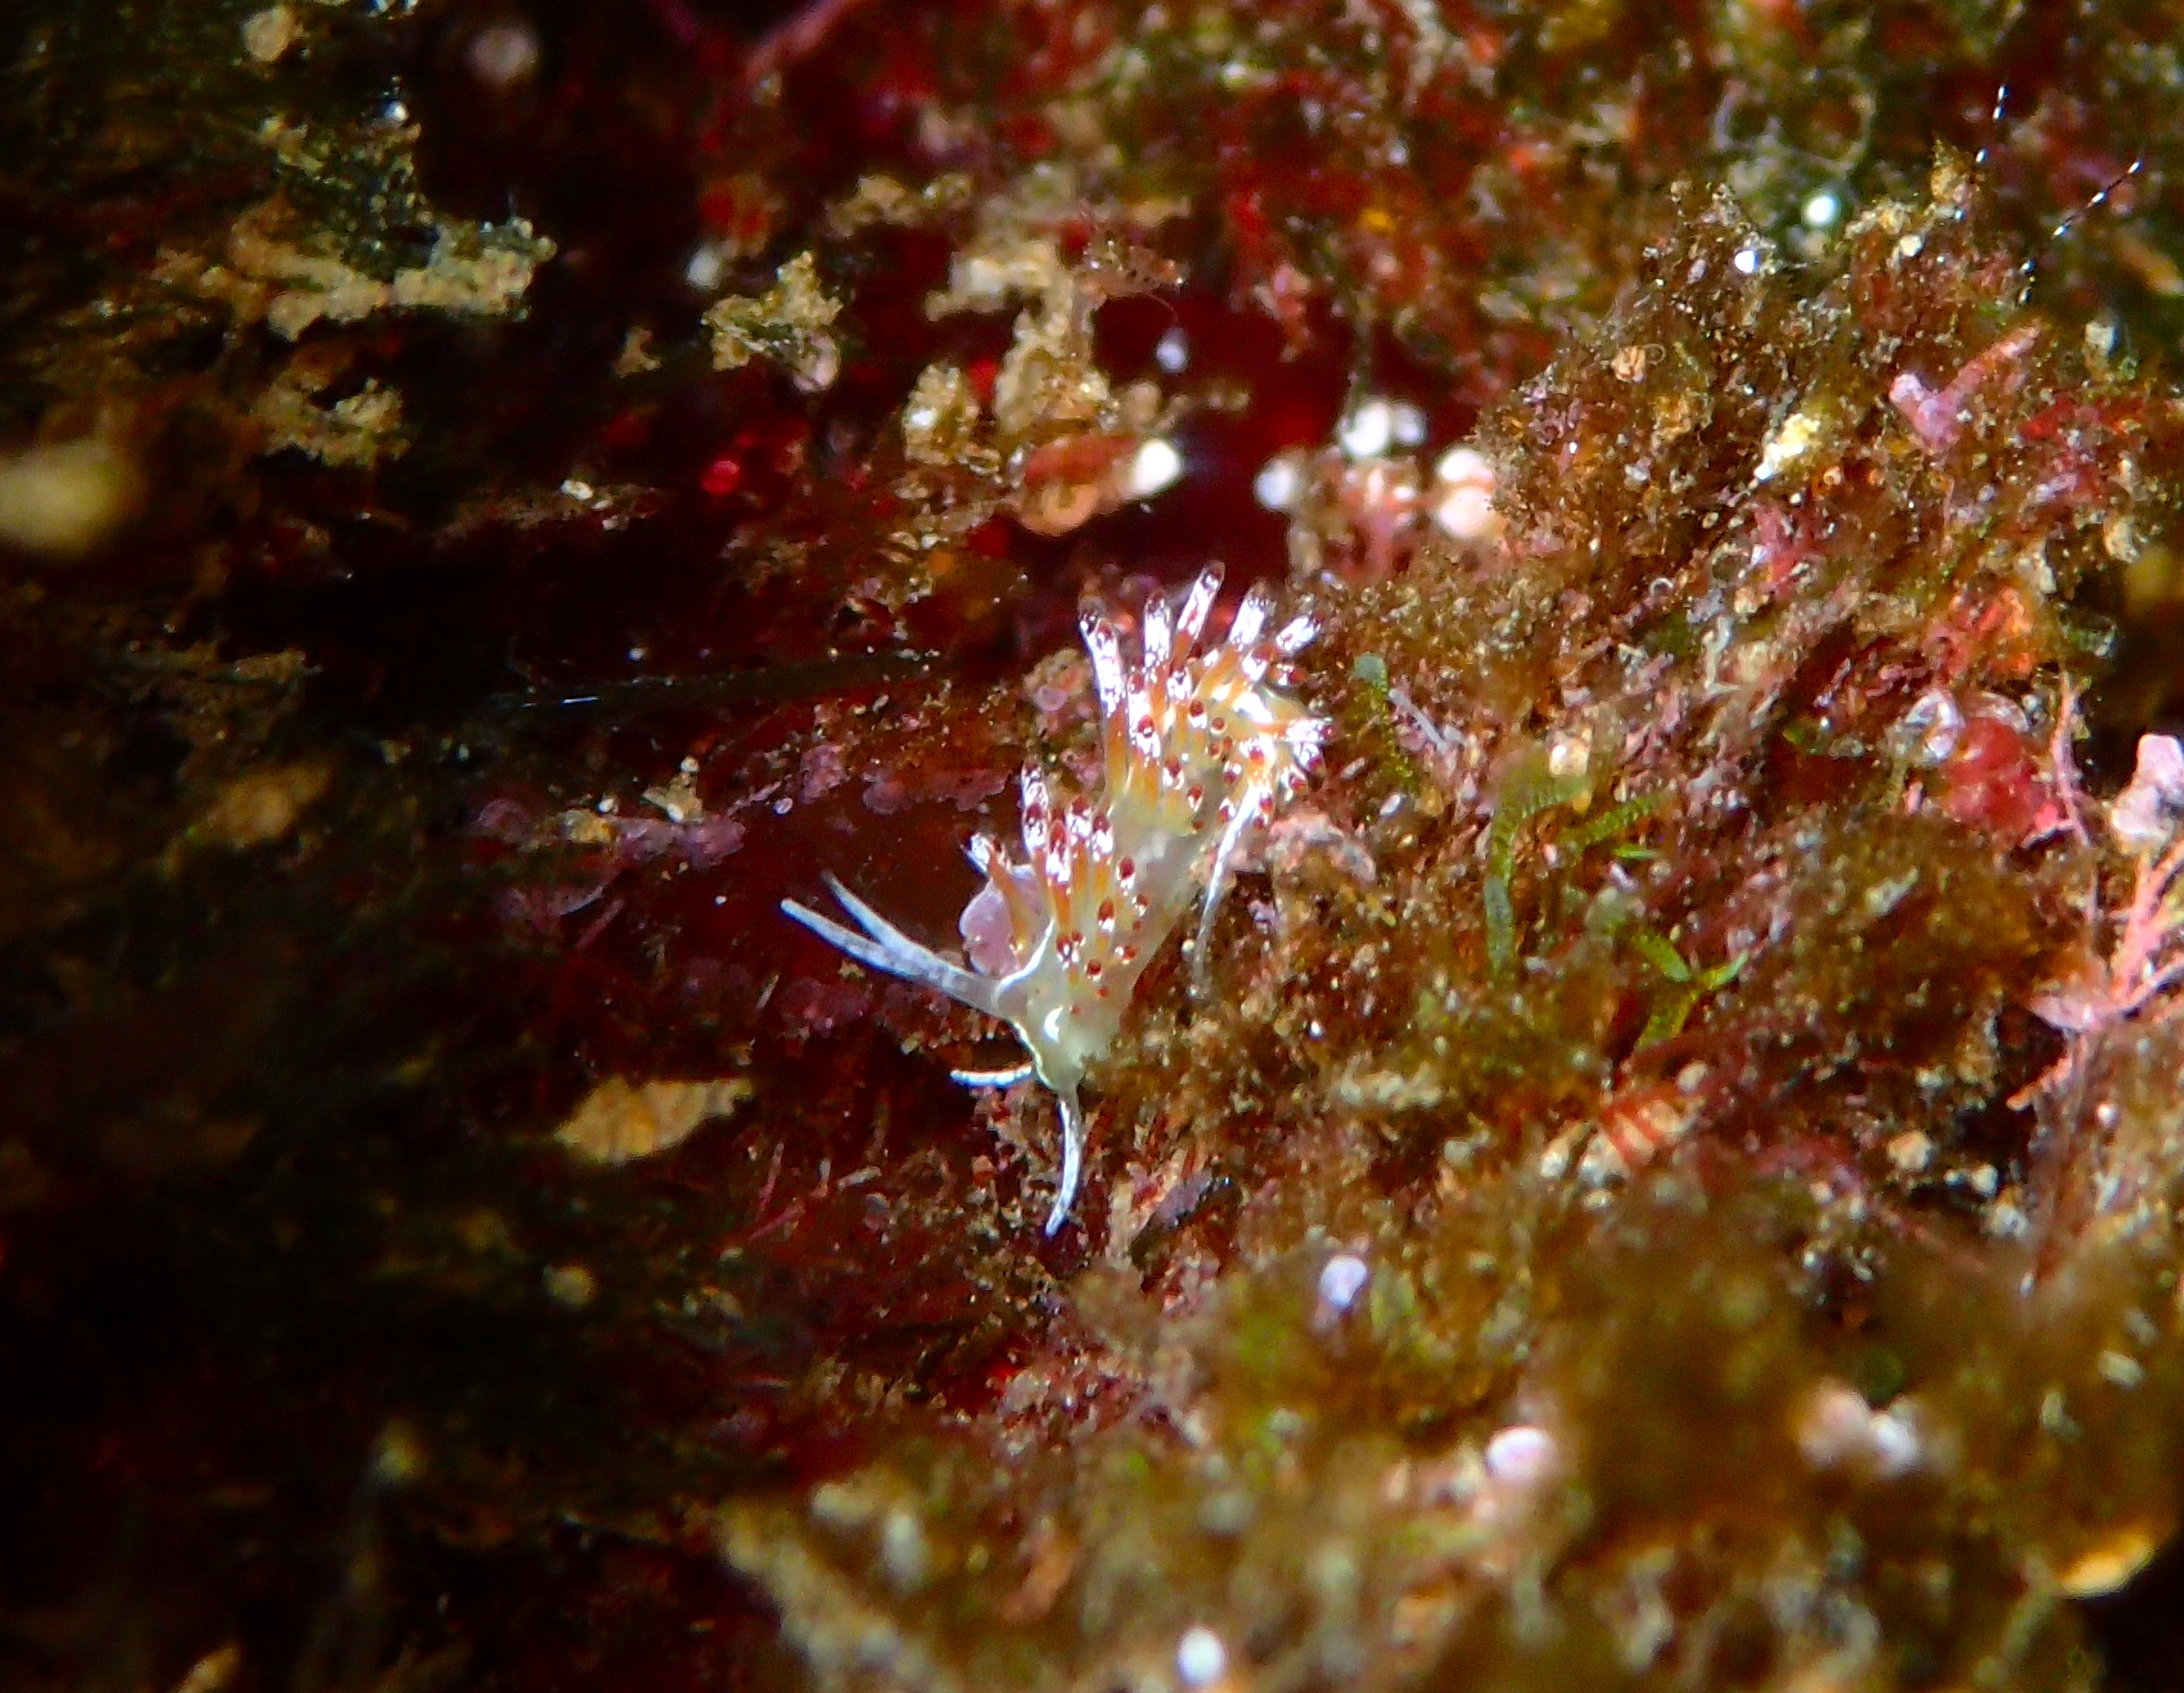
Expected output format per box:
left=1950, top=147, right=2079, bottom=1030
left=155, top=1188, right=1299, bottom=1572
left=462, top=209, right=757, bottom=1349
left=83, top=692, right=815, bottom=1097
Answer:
left=1154, top=326, right=1190, bottom=373
left=1733, top=246, right=1762, bottom=276
left=1177, top=1625, right=1228, bottom=1687
left=1802, top=189, right=1842, bottom=229
left=1390, top=402, right=1428, bottom=448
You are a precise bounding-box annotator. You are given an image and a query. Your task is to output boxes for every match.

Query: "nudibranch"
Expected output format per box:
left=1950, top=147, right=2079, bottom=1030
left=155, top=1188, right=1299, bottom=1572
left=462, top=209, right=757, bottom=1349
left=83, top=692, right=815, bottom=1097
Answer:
left=781, top=567, right=1325, bottom=1233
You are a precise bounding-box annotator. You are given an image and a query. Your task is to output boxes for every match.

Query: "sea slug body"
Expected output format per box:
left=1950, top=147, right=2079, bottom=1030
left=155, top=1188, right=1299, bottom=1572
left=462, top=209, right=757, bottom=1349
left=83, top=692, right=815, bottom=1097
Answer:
left=782, top=567, right=1325, bottom=1232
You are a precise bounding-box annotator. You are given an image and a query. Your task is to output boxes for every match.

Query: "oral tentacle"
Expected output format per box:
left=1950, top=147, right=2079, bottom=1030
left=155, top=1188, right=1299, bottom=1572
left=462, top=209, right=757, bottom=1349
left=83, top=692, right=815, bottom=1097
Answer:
left=1044, top=1087, right=1087, bottom=1237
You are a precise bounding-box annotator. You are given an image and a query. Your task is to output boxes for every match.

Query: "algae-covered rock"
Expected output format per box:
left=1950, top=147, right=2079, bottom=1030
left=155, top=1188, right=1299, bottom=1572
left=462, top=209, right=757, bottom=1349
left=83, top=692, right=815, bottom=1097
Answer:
left=718, top=160, right=2184, bottom=1692
left=12, top=1, right=2184, bottom=1689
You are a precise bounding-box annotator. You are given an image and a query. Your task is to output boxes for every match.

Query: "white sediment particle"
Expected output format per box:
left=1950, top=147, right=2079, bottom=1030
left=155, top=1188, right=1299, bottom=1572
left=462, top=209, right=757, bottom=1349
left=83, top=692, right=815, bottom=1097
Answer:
left=1253, top=452, right=1303, bottom=512
left=1429, top=443, right=1498, bottom=542
left=1545, top=728, right=1590, bottom=781
left=1338, top=399, right=1395, bottom=460
left=1434, top=443, right=1490, bottom=485
left=684, top=241, right=728, bottom=292
left=880, top=1505, right=931, bottom=1592
left=1431, top=488, right=1494, bottom=540
left=1754, top=410, right=1824, bottom=482
left=0, top=436, right=140, bottom=558
left=242, top=4, right=298, bottom=62
left=1795, top=1381, right=1872, bottom=1468
left=1795, top=1380, right=1926, bottom=1475
left=1317, top=1252, right=1370, bottom=1314
left=467, top=20, right=541, bottom=86
left=1482, top=1424, right=1557, bottom=1490
left=543, top=1262, right=597, bottom=1308
left=1124, top=437, right=1185, bottom=500
left=1869, top=1406, right=1921, bottom=1474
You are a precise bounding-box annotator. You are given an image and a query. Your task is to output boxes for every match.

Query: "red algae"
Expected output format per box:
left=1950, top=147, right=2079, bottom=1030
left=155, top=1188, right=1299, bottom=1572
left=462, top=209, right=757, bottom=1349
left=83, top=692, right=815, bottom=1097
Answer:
left=14, top=1, right=2184, bottom=1690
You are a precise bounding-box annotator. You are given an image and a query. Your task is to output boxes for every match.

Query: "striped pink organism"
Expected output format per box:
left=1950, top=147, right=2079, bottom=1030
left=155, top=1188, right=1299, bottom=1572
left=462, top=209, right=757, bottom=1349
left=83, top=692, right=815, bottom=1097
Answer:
left=783, top=567, right=1323, bottom=1232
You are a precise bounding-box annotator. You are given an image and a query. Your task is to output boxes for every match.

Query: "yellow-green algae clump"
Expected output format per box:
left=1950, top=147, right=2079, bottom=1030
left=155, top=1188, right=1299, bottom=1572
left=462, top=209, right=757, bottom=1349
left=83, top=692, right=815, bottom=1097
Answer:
left=722, top=163, right=2184, bottom=1693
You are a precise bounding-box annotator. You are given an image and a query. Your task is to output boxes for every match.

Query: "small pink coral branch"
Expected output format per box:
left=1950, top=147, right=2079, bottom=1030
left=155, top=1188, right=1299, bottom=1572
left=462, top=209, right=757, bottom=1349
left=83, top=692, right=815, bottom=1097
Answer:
left=2041, top=671, right=2094, bottom=847
left=2017, top=734, right=2184, bottom=1107
left=1889, top=321, right=2040, bottom=455
left=2094, top=835, right=2184, bottom=1018
left=784, top=568, right=1325, bottom=1232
